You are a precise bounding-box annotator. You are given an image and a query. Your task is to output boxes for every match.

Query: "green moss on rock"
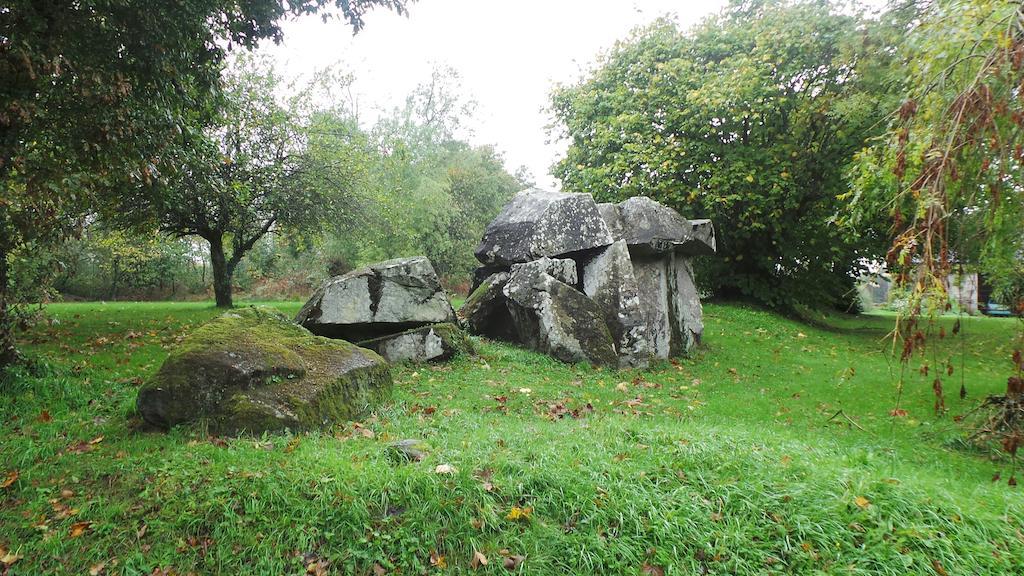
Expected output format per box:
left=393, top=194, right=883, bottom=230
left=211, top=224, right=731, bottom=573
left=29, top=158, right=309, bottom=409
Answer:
left=137, top=306, right=392, bottom=435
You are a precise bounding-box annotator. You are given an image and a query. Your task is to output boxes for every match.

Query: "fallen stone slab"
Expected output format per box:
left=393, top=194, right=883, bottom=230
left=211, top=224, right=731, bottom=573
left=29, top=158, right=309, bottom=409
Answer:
left=296, top=256, right=456, bottom=341
left=503, top=262, right=617, bottom=366
left=357, top=322, right=473, bottom=363
left=136, top=307, right=391, bottom=435
left=582, top=240, right=649, bottom=367
left=475, top=187, right=613, bottom=266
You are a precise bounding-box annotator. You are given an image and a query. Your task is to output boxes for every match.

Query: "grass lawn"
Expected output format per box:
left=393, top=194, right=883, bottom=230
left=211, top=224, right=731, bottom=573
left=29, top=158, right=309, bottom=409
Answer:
left=1, top=300, right=1022, bottom=575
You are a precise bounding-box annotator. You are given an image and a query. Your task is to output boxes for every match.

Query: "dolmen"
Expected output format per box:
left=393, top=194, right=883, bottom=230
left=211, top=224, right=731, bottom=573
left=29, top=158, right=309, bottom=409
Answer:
left=460, top=188, right=715, bottom=368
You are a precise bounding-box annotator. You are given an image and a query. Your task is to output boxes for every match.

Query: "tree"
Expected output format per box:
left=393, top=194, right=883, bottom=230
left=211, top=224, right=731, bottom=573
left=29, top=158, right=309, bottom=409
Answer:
left=332, top=68, right=522, bottom=281
left=849, top=0, right=1023, bottom=435
left=550, top=0, right=899, bottom=310
left=1, top=0, right=410, bottom=363
left=119, top=58, right=368, bottom=308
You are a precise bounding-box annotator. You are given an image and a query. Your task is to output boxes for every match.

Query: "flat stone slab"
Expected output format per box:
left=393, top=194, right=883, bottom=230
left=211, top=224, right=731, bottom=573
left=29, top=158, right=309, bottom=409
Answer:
left=137, top=307, right=391, bottom=435
left=296, top=256, right=456, bottom=341
left=357, top=323, right=473, bottom=363
left=475, top=188, right=613, bottom=266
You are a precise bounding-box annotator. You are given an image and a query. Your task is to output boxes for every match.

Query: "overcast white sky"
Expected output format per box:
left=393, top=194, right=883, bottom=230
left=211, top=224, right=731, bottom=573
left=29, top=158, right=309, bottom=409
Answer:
left=259, top=0, right=728, bottom=189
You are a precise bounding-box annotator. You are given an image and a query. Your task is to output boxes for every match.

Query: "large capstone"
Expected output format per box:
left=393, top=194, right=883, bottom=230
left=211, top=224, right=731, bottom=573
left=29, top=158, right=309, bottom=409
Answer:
left=600, top=196, right=716, bottom=256
left=474, top=188, right=613, bottom=266
left=136, top=307, right=391, bottom=435
left=502, top=262, right=618, bottom=366
left=358, top=323, right=474, bottom=363
left=296, top=256, right=456, bottom=341
left=582, top=240, right=649, bottom=367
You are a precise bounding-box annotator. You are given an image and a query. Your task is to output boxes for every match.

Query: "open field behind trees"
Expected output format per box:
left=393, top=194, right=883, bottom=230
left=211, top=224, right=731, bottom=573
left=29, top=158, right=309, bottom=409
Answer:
left=1, top=301, right=1021, bottom=575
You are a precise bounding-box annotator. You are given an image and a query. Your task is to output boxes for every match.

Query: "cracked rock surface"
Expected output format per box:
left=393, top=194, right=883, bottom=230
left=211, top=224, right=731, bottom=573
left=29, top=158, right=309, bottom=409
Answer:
left=296, top=256, right=456, bottom=342
left=474, top=188, right=613, bottom=266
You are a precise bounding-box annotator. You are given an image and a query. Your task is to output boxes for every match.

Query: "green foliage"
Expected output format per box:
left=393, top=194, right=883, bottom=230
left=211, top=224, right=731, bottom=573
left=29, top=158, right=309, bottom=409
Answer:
left=551, top=1, right=899, bottom=310
left=55, top=227, right=207, bottom=300
left=1, top=302, right=1022, bottom=573
left=325, top=68, right=524, bottom=283
left=0, top=0, right=411, bottom=362
left=849, top=0, right=1024, bottom=311
left=109, top=56, right=370, bottom=307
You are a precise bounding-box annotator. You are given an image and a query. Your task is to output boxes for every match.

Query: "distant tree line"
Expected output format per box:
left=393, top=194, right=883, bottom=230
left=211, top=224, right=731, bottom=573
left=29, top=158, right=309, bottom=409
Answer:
left=47, top=61, right=523, bottom=305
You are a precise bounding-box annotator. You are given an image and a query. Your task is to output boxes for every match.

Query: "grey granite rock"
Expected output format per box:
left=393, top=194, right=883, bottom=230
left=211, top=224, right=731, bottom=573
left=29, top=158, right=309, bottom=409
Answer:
left=475, top=188, right=613, bottom=266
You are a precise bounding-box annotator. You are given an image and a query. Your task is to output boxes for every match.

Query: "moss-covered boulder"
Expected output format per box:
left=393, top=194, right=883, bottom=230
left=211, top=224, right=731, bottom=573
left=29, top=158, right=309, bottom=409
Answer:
left=136, top=307, right=392, bottom=435
left=358, top=322, right=474, bottom=363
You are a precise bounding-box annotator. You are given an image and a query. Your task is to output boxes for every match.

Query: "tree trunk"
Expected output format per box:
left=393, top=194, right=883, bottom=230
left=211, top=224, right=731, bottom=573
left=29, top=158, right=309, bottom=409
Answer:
left=0, top=247, right=18, bottom=369
left=208, top=234, right=234, bottom=308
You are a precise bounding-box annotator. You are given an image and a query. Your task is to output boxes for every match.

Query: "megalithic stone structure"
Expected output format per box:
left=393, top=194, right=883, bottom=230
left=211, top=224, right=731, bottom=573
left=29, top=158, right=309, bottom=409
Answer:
left=461, top=188, right=716, bottom=367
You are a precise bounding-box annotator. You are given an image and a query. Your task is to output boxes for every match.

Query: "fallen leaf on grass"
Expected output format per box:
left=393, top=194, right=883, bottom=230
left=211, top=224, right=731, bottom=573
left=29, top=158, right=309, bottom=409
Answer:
left=505, top=506, right=532, bottom=521
left=502, top=554, right=525, bottom=570
left=470, top=550, right=488, bottom=569
left=854, top=496, right=870, bottom=509
left=69, top=521, right=92, bottom=538
left=429, top=550, right=447, bottom=568
left=89, top=561, right=107, bottom=575
left=372, top=563, right=387, bottom=576
left=434, top=464, right=458, bottom=475
left=0, top=470, right=17, bottom=489
left=38, top=410, right=53, bottom=423
left=641, top=563, right=665, bottom=576
left=0, top=548, right=23, bottom=566
left=306, top=559, right=329, bottom=576
left=889, top=409, right=908, bottom=417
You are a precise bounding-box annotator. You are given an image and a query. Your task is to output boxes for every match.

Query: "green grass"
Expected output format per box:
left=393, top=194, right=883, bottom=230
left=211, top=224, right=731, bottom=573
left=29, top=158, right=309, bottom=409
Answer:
left=1, top=300, right=1022, bottom=575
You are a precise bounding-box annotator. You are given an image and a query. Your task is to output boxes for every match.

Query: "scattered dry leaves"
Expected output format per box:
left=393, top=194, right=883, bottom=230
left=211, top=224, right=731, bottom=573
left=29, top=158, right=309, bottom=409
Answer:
left=434, top=464, right=457, bottom=475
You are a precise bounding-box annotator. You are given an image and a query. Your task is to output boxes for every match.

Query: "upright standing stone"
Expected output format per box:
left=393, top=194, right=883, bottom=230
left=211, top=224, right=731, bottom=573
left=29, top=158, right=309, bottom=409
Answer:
left=582, top=241, right=649, bottom=367
left=668, top=254, right=704, bottom=355
left=631, top=256, right=672, bottom=359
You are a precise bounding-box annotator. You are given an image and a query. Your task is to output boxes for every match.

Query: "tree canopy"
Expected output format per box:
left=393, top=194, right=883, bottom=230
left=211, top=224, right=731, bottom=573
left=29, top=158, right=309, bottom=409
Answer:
left=550, top=0, right=900, bottom=310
